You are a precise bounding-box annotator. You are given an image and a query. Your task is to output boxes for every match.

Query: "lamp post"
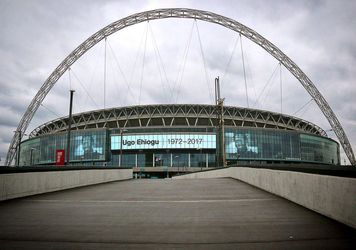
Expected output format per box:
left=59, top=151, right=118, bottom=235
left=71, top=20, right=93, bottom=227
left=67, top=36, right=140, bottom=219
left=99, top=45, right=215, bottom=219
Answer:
left=119, top=129, right=128, bottom=167
left=66, top=90, right=75, bottom=165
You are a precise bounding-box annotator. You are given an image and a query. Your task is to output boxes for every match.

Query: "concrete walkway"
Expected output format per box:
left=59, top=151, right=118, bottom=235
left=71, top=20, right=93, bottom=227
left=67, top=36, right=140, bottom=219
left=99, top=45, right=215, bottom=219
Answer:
left=0, top=178, right=355, bottom=249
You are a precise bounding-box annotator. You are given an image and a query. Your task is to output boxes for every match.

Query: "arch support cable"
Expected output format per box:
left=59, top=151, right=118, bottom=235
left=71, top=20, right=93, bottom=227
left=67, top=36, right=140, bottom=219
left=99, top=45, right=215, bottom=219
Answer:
left=280, top=62, right=283, bottom=113
left=239, top=34, right=249, bottom=108
left=6, top=8, right=355, bottom=165
left=104, top=37, right=107, bottom=109
left=172, top=20, right=194, bottom=103
left=148, top=22, right=173, bottom=103
left=138, top=22, right=149, bottom=105
left=195, top=20, right=213, bottom=103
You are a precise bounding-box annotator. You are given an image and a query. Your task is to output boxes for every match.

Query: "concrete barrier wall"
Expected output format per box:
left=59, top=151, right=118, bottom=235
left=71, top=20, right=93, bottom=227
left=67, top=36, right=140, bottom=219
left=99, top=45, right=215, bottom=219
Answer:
left=174, top=167, right=356, bottom=229
left=0, top=169, right=132, bottom=201
left=173, top=168, right=231, bottom=179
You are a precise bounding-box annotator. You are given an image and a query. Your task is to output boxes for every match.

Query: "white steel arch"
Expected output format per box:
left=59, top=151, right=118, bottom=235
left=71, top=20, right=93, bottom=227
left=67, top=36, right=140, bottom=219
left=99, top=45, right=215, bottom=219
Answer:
left=6, top=8, right=355, bottom=165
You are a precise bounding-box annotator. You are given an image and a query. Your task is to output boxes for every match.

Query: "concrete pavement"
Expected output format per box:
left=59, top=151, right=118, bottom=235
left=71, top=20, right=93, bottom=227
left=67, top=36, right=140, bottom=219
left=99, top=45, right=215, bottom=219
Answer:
left=0, top=178, right=355, bottom=249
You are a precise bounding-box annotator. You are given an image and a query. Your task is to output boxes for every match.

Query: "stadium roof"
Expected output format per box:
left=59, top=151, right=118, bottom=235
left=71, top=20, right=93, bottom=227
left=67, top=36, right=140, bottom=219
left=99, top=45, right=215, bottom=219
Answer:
left=30, top=104, right=326, bottom=137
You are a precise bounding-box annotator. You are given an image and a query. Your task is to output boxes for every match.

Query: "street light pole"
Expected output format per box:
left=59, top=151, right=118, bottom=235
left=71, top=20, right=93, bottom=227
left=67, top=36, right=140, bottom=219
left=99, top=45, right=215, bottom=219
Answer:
left=215, top=77, right=226, bottom=168
left=66, top=90, right=75, bottom=165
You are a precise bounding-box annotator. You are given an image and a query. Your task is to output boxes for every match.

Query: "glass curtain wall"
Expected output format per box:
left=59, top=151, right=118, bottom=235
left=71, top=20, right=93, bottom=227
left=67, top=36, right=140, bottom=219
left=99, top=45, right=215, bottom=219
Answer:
left=21, top=129, right=107, bottom=165
left=225, top=128, right=300, bottom=161
left=225, top=128, right=339, bottom=165
left=190, top=152, right=205, bottom=167
left=154, top=153, right=171, bottom=167
left=300, top=134, right=339, bottom=164
left=20, top=127, right=339, bottom=167
left=19, top=138, right=40, bottom=166
left=172, top=153, right=189, bottom=168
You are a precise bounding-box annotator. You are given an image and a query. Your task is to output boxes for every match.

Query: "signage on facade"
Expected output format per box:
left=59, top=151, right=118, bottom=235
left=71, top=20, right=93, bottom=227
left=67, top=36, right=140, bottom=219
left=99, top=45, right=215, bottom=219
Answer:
left=111, top=134, right=216, bottom=150
left=56, top=149, right=65, bottom=166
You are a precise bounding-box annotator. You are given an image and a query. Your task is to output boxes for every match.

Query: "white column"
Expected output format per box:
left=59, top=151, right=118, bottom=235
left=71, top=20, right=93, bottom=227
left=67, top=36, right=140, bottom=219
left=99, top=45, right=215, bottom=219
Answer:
left=206, top=153, right=208, bottom=168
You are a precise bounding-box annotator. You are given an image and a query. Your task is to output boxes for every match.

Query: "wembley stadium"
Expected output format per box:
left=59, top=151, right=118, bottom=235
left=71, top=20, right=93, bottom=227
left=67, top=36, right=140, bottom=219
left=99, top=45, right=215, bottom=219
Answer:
left=18, top=104, right=340, bottom=171
left=7, top=8, right=354, bottom=172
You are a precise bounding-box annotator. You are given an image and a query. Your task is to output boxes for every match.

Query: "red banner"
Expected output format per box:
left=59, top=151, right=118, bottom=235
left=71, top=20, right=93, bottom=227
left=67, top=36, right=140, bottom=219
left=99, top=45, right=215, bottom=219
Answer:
left=56, top=150, right=65, bottom=166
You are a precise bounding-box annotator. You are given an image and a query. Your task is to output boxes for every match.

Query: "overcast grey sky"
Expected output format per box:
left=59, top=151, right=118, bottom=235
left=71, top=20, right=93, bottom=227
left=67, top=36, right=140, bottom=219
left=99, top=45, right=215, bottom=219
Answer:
left=0, top=0, right=355, bottom=165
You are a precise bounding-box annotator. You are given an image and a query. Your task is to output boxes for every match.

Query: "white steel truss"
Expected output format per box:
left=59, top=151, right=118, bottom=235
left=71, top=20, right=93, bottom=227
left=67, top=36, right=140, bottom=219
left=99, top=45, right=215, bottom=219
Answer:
left=29, top=104, right=325, bottom=137
left=6, top=8, right=355, bottom=165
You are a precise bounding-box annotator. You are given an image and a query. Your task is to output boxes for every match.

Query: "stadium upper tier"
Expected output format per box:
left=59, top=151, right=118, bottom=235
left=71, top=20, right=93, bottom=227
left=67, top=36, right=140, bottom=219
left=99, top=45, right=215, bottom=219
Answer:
left=30, top=104, right=326, bottom=137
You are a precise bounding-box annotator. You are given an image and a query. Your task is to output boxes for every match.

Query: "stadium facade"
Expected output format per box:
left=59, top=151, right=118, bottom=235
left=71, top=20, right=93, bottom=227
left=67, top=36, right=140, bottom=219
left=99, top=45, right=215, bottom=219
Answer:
left=18, top=104, right=340, bottom=168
